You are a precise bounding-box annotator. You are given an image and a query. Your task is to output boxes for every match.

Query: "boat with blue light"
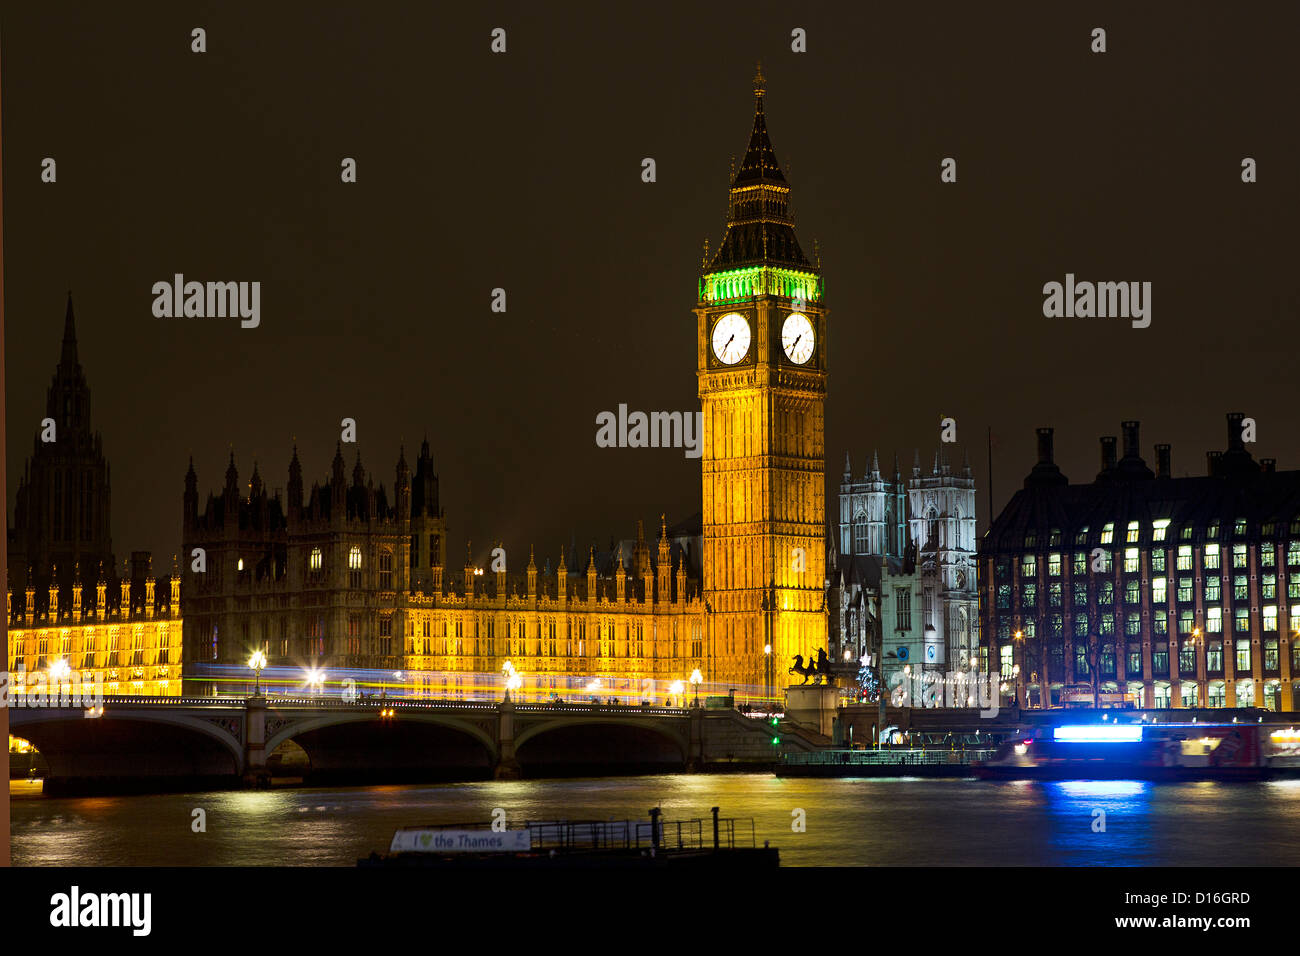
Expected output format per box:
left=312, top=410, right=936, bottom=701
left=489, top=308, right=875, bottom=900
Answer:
left=974, top=722, right=1300, bottom=781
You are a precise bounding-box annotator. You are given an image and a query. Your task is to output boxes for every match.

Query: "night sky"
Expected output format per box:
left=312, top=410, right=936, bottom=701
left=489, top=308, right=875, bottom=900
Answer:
left=4, top=2, right=1298, bottom=569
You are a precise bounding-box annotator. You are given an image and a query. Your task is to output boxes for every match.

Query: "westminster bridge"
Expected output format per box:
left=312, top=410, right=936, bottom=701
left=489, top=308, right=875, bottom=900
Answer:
left=9, top=696, right=823, bottom=795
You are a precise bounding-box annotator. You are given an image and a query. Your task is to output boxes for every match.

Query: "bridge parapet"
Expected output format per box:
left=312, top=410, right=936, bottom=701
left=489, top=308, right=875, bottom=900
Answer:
left=10, top=697, right=804, bottom=792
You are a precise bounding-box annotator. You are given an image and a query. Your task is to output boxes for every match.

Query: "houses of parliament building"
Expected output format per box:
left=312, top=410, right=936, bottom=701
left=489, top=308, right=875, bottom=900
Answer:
left=11, top=67, right=833, bottom=702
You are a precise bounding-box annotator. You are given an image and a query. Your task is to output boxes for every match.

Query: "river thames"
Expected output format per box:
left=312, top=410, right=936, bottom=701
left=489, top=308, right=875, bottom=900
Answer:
left=13, top=774, right=1300, bottom=866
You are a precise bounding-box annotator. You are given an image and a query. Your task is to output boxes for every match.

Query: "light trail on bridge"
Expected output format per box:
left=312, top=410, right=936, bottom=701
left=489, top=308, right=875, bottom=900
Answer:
left=183, top=664, right=778, bottom=709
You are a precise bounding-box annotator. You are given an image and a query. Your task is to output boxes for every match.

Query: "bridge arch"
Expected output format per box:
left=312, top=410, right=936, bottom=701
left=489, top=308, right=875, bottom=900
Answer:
left=513, top=717, right=688, bottom=774
left=264, top=711, right=497, bottom=759
left=9, top=707, right=246, bottom=794
left=266, top=710, right=498, bottom=783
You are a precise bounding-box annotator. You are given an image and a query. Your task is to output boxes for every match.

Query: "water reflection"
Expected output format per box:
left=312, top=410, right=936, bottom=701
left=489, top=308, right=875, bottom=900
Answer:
left=12, top=775, right=1300, bottom=867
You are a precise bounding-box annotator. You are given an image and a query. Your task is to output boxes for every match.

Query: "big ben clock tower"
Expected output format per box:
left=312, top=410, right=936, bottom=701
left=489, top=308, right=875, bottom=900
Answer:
left=696, top=66, right=828, bottom=693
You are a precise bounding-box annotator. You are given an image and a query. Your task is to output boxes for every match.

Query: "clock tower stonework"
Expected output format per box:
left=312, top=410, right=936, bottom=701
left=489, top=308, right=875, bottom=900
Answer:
left=696, top=67, right=828, bottom=693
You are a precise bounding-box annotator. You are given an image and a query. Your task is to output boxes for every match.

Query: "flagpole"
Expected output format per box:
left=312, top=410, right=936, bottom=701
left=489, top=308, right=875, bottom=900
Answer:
left=986, top=426, right=993, bottom=536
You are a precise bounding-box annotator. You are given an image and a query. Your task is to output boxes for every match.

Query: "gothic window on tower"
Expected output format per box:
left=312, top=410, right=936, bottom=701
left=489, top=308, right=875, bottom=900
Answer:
left=895, top=588, right=911, bottom=630
left=379, top=550, right=393, bottom=590
left=348, top=546, right=362, bottom=588
left=347, top=614, right=361, bottom=656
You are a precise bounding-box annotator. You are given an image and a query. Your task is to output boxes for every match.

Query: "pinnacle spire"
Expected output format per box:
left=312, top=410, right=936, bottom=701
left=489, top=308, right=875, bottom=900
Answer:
left=705, top=66, right=811, bottom=274
left=732, top=66, right=785, bottom=188
left=61, top=292, right=79, bottom=367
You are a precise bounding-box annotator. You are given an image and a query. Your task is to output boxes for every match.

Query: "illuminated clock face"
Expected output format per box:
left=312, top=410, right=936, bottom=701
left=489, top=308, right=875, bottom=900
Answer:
left=711, top=312, right=751, bottom=365
left=782, top=313, right=815, bottom=364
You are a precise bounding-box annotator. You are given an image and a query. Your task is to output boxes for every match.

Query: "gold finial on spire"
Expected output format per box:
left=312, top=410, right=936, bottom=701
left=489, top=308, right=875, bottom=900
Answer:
left=753, top=60, right=765, bottom=96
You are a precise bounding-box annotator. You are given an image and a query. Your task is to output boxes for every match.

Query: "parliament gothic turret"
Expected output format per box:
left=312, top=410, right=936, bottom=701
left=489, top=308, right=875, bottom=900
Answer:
left=7, top=296, right=183, bottom=697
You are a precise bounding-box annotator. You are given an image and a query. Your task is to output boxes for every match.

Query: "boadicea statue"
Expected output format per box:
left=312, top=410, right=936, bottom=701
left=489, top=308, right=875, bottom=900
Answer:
left=788, top=648, right=833, bottom=686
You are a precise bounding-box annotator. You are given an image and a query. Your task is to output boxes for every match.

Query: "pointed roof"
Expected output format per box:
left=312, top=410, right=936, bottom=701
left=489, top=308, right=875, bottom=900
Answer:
left=61, top=292, right=80, bottom=368
left=732, top=64, right=786, bottom=187
left=705, top=64, right=812, bottom=273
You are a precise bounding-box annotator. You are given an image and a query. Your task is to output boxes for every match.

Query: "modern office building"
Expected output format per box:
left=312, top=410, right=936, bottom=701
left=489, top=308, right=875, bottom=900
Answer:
left=980, top=415, right=1299, bottom=711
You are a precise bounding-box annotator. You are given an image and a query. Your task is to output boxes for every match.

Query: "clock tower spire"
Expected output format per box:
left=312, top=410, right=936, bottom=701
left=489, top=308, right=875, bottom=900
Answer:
left=696, top=67, right=828, bottom=694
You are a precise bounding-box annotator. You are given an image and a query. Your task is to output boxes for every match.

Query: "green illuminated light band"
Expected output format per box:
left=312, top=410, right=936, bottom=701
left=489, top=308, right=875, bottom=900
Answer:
left=699, top=267, right=823, bottom=304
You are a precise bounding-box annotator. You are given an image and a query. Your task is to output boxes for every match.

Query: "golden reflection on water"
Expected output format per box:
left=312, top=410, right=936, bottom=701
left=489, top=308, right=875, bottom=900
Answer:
left=12, top=775, right=1300, bottom=866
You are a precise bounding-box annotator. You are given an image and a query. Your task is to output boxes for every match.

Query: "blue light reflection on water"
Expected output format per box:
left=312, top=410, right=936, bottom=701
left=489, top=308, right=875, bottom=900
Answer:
left=13, top=775, right=1300, bottom=867
left=1038, top=780, right=1153, bottom=866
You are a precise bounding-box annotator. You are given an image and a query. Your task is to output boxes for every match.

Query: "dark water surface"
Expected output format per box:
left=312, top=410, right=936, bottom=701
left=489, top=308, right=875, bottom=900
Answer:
left=13, top=774, right=1300, bottom=866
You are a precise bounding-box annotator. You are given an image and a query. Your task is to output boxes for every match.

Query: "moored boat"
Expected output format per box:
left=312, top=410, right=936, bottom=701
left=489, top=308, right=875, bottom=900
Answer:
left=972, top=721, right=1300, bottom=781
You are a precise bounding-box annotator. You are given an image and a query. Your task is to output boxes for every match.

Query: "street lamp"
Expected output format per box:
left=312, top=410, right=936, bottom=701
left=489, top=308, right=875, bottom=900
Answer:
left=690, top=668, right=704, bottom=708
left=248, top=650, right=267, bottom=697
left=669, top=679, right=685, bottom=708
left=764, top=643, right=773, bottom=710
left=49, top=659, right=71, bottom=700
left=502, top=659, right=522, bottom=702
left=305, top=667, right=324, bottom=697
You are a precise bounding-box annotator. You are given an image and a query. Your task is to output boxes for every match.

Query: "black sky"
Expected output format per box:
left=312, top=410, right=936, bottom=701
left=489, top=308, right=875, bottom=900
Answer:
left=4, top=2, right=1298, bottom=568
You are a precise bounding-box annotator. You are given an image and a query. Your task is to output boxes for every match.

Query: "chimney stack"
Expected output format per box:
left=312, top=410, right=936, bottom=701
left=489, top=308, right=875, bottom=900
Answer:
left=1155, top=443, right=1171, bottom=478
left=1207, top=450, right=1223, bottom=476
left=1121, top=420, right=1141, bottom=461
left=1226, top=412, right=1245, bottom=451
left=1025, top=426, right=1068, bottom=488
left=1099, top=436, right=1118, bottom=473
left=1036, top=427, right=1055, bottom=465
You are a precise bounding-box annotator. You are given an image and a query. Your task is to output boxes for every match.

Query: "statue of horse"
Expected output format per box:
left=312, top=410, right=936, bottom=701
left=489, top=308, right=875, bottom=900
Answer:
left=790, top=649, right=835, bottom=685
left=788, top=655, right=816, bottom=684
